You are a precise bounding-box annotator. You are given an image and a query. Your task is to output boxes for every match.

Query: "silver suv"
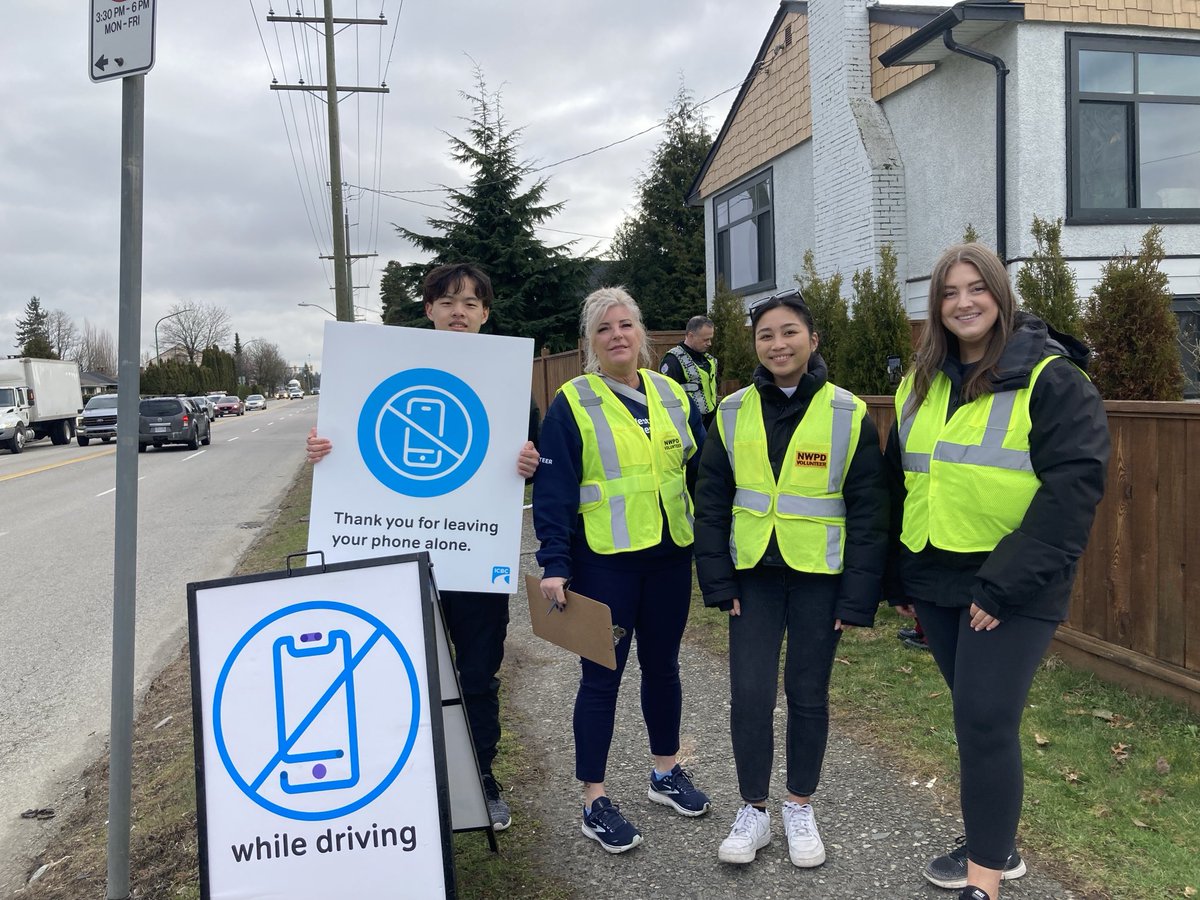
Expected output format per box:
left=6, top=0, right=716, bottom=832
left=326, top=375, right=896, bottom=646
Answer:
left=77, top=394, right=119, bottom=447
left=138, top=397, right=211, bottom=452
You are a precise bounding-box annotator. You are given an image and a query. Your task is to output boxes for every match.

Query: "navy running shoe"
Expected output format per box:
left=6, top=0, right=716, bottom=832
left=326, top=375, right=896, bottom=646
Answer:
left=581, top=797, right=643, bottom=853
left=647, top=765, right=711, bottom=816
left=924, top=836, right=1026, bottom=889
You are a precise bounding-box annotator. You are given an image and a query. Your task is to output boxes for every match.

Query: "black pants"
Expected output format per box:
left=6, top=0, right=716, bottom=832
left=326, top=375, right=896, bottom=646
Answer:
left=916, top=602, right=1058, bottom=870
left=729, top=567, right=842, bottom=803
left=441, top=589, right=510, bottom=775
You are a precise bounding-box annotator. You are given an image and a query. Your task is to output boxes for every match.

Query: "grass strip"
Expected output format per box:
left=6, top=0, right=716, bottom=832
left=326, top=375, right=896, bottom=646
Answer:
left=19, top=464, right=570, bottom=899
left=687, top=590, right=1200, bottom=900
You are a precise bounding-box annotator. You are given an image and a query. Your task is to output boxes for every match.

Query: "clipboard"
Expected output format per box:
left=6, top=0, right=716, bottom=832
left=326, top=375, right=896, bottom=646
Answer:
left=524, top=574, right=619, bottom=670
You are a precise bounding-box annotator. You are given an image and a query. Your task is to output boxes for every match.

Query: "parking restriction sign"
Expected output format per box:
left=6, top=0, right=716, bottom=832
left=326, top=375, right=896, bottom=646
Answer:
left=89, top=0, right=157, bottom=82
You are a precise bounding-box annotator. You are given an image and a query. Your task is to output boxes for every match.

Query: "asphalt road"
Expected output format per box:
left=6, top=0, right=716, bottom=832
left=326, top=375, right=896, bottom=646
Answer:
left=0, top=398, right=317, bottom=893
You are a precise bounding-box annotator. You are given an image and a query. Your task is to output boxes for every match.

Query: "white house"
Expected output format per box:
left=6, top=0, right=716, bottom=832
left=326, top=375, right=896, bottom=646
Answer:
left=687, top=0, right=1200, bottom=328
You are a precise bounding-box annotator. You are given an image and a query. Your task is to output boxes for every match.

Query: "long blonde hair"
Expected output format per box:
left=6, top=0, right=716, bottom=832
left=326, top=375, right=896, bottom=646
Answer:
left=580, top=286, right=652, bottom=373
left=908, top=243, right=1017, bottom=410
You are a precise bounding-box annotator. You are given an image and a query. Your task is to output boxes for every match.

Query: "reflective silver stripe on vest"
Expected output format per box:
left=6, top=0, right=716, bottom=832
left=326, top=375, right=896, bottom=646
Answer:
left=579, top=484, right=602, bottom=504
left=733, top=488, right=772, bottom=513
left=828, top=387, right=856, bottom=494
left=902, top=451, right=931, bottom=474
left=570, top=377, right=632, bottom=550
left=778, top=495, right=847, bottom=517
left=824, top=524, right=841, bottom=570
left=931, top=390, right=1032, bottom=472
left=719, top=388, right=751, bottom=475
left=646, top=372, right=695, bottom=458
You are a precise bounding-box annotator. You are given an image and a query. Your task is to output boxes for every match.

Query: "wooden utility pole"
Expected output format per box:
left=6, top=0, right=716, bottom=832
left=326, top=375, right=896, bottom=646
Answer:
left=267, top=2, right=388, bottom=322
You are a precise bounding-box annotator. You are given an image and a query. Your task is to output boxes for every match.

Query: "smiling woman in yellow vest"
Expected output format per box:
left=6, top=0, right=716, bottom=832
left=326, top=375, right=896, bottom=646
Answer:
left=533, top=286, right=711, bottom=855
left=884, top=243, right=1110, bottom=900
left=693, top=289, right=889, bottom=869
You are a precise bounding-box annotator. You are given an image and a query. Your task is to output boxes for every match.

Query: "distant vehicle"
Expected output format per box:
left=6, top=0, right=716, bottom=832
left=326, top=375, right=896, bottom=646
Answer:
left=286, top=378, right=302, bottom=393
left=214, top=395, right=245, bottom=417
left=138, top=397, right=211, bottom=452
left=245, top=394, right=266, bottom=411
left=189, top=396, right=216, bottom=421
left=0, top=357, right=84, bottom=453
left=288, top=389, right=304, bottom=400
left=76, top=393, right=120, bottom=446
left=312, top=388, right=320, bottom=396
left=206, top=391, right=225, bottom=408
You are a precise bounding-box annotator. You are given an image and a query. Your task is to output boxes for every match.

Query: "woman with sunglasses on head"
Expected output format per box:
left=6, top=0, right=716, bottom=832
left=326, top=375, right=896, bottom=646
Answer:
left=885, top=243, right=1109, bottom=900
left=694, top=288, right=889, bottom=869
left=533, top=286, right=711, bottom=855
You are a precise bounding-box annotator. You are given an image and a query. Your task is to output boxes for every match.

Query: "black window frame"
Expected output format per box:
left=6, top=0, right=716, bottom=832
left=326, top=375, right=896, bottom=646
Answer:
left=1066, top=32, right=1200, bottom=225
left=713, top=168, right=777, bottom=296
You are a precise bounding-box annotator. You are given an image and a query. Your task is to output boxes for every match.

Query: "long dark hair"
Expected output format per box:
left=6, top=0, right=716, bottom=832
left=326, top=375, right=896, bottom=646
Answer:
left=908, top=242, right=1017, bottom=410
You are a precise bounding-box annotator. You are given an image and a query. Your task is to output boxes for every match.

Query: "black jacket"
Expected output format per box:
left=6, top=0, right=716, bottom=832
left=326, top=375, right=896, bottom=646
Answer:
left=694, top=355, right=890, bottom=626
left=884, top=312, right=1110, bottom=622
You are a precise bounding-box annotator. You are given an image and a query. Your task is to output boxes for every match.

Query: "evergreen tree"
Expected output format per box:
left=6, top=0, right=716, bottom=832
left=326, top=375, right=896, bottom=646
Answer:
left=233, top=333, right=244, bottom=384
left=608, top=84, right=713, bottom=330
left=1083, top=225, right=1182, bottom=400
left=708, top=279, right=757, bottom=390
left=379, top=260, right=428, bottom=328
left=841, top=245, right=912, bottom=395
left=795, top=251, right=848, bottom=383
left=962, top=223, right=981, bottom=244
left=393, top=67, right=588, bottom=351
left=15, top=296, right=51, bottom=353
left=1017, top=216, right=1080, bottom=335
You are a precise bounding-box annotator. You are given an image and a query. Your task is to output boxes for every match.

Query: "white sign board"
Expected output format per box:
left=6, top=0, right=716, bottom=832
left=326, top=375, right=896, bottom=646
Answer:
left=189, top=557, right=455, bottom=899
left=309, top=321, right=534, bottom=593
left=90, top=0, right=156, bottom=82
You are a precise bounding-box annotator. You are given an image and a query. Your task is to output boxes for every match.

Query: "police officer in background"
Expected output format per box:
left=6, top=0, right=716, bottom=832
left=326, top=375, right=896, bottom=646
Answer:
left=661, top=315, right=719, bottom=431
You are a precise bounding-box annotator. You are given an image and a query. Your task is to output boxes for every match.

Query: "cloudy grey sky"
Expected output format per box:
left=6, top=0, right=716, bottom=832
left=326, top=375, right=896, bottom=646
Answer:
left=2, top=1, right=803, bottom=372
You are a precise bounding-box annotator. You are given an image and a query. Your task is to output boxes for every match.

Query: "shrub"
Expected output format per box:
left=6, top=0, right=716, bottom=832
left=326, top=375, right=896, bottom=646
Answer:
left=1083, top=225, right=1182, bottom=400
left=708, top=278, right=757, bottom=390
left=795, top=250, right=849, bottom=383
left=841, top=245, right=913, bottom=395
left=1017, top=216, right=1080, bottom=335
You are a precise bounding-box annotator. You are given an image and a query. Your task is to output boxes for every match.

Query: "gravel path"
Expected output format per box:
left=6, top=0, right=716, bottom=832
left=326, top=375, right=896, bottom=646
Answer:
left=500, top=514, right=1087, bottom=900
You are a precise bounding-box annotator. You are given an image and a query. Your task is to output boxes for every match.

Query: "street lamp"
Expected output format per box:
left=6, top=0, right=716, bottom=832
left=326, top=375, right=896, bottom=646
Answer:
left=298, top=302, right=337, bottom=318
left=154, top=308, right=194, bottom=365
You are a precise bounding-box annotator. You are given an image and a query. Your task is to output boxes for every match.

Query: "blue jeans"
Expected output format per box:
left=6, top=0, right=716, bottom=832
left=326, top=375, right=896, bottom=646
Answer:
left=729, top=567, right=842, bottom=803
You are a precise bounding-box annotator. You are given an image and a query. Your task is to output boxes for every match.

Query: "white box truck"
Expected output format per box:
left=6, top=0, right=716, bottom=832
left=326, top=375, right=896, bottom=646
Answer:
left=0, top=357, right=84, bottom=453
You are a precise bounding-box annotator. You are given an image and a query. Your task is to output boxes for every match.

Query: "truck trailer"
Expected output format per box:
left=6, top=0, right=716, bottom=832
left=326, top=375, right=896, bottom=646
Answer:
left=0, top=357, right=84, bottom=453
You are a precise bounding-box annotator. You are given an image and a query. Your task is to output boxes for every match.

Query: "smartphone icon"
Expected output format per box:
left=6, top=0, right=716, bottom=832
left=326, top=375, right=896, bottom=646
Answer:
left=403, top=396, right=445, bottom=468
left=273, top=630, right=360, bottom=794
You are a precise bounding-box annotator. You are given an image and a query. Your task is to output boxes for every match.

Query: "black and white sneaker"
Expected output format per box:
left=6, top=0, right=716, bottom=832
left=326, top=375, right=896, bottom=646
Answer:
left=482, top=774, right=511, bottom=832
left=581, top=797, right=642, bottom=854
left=958, top=888, right=992, bottom=900
left=924, top=835, right=1026, bottom=889
left=647, top=765, right=711, bottom=816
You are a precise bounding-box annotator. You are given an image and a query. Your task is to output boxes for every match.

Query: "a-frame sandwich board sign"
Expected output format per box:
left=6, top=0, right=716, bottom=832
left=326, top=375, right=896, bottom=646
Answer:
left=188, top=552, right=463, bottom=899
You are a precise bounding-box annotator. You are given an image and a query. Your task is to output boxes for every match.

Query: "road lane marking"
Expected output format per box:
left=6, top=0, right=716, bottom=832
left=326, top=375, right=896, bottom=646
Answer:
left=97, top=474, right=145, bottom=498
left=227, top=436, right=239, bottom=442
left=0, top=449, right=116, bottom=482
left=251, top=428, right=260, bottom=433
left=183, top=450, right=207, bottom=461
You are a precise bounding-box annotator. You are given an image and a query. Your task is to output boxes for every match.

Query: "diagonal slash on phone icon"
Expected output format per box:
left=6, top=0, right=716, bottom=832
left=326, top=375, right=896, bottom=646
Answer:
left=251, top=628, right=386, bottom=794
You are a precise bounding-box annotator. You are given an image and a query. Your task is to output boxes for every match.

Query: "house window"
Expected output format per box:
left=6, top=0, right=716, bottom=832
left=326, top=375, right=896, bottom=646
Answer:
left=1067, top=34, right=1200, bottom=224
left=715, top=170, right=775, bottom=294
left=1175, top=297, right=1200, bottom=398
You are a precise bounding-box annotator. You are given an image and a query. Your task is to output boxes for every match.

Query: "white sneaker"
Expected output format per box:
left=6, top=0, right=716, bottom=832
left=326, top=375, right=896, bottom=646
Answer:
left=782, top=801, right=826, bottom=867
left=718, top=804, right=771, bottom=864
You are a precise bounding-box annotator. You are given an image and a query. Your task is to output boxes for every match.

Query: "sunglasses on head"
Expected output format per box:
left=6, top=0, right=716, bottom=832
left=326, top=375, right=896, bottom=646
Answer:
left=748, top=288, right=810, bottom=324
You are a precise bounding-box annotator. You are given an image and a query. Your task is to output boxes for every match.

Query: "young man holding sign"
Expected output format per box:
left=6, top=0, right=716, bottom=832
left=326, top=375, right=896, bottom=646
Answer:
left=306, top=263, right=539, bottom=831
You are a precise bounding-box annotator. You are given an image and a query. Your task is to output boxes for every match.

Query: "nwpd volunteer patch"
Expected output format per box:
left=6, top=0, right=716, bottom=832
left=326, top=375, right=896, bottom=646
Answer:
left=794, top=449, right=829, bottom=468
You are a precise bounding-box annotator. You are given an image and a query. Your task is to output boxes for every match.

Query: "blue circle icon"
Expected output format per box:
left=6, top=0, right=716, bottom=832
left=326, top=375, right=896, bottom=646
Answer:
left=357, top=368, right=490, bottom=497
left=212, top=601, right=421, bottom=821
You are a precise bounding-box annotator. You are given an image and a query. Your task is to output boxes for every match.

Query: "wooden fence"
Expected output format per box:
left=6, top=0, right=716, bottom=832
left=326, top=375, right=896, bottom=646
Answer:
left=864, top=396, right=1200, bottom=711
left=531, top=351, right=1200, bottom=710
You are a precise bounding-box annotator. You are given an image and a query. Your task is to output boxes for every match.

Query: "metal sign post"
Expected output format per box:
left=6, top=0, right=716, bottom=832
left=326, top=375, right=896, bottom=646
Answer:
left=91, top=2, right=156, bottom=898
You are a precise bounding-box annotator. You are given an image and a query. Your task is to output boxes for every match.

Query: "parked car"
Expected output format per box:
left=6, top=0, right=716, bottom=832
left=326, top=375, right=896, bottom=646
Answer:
left=214, top=395, right=245, bottom=417
left=245, top=393, right=267, bottom=411
left=76, top=393, right=119, bottom=446
left=138, top=397, right=211, bottom=452
left=190, top=396, right=216, bottom=421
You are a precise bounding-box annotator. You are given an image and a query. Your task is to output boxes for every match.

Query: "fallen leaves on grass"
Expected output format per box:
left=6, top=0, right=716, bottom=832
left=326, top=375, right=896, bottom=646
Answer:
left=1111, top=742, right=1131, bottom=763
left=1062, top=768, right=1083, bottom=784
left=1034, top=732, right=1051, bottom=747
left=1093, top=709, right=1115, bottom=721
left=1131, top=817, right=1151, bottom=829
left=897, top=665, right=913, bottom=674
left=835, top=657, right=852, bottom=666
left=1156, top=756, right=1171, bottom=775
left=1183, top=885, right=1195, bottom=897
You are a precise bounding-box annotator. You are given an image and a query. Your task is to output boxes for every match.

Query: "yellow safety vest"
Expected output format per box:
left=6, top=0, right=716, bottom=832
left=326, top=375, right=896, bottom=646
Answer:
left=717, top=382, right=865, bottom=574
left=667, top=346, right=719, bottom=415
left=561, top=370, right=696, bottom=554
left=895, top=356, right=1059, bottom=553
